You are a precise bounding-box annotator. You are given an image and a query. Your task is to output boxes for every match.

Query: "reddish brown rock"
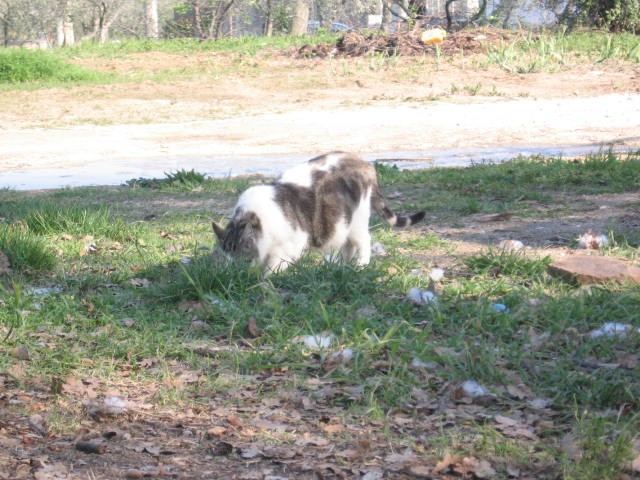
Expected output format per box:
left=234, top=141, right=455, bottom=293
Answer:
left=548, top=255, right=640, bottom=285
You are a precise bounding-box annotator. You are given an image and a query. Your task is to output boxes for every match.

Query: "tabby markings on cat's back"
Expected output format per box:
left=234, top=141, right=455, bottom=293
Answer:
left=278, top=152, right=344, bottom=188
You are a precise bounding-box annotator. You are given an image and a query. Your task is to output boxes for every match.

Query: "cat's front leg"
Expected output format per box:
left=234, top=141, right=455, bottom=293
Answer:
left=342, top=232, right=371, bottom=266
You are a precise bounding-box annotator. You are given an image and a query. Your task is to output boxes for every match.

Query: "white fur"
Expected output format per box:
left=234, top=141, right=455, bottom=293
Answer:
left=235, top=183, right=373, bottom=273
left=235, top=185, right=309, bottom=273
left=278, top=153, right=343, bottom=188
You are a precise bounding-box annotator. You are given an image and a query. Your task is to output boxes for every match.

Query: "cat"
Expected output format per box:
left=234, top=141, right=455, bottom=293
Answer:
left=212, top=152, right=425, bottom=274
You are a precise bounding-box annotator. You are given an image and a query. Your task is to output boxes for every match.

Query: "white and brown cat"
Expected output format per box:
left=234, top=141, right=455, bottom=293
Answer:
left=213, top=152, right=425, bottom=273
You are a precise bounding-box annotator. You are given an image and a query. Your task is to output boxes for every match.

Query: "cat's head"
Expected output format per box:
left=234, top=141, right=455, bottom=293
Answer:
left=212, top=211, right=261, bottom=260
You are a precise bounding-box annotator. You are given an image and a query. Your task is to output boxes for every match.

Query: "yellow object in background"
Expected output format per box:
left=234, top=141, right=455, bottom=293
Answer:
left=421, top=28, right=447, bottom=44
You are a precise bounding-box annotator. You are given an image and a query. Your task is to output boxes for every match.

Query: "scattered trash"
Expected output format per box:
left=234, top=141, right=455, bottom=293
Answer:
left=491, top=303, right=508, bottom=313
left=331, top=347, right=354, bottom=363
left=130, top=278, right=151, bottom=288
left=528, top=398, right=552, bottom=410
left=28, top=286, right=63, bottom=296
left=302, top=333, right=334, bottom=350
left=589, top=322, right=640, bottom=339
left=408, top=287, right=437, bottom=306
left=428, top=268, right=445, bottom=281
left=460, top=380, right=490, bottom=398
left=371, top=242, right=387, bottom=256
left=410, top=358, right=439, bottom=370
left=577, top=231, right=609, bottom=249
left=498, top=239, right=524, bottom=252
left=79, top=242, right=98, bottom=256
left=180, top=257, right=191, bottom=264
left=421, top=28, right=447, bottom=44
left=86, top=396, right=128, bottom=418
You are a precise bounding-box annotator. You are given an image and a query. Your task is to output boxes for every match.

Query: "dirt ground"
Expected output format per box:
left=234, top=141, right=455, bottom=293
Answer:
left=1, top=31, right=640, bottom=179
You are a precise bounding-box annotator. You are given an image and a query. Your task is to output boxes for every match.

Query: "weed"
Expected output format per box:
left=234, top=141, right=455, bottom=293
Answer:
left=0, top=49, right=107, bottom=84
left=562, top=413, right=637, bottom=480
left=24, top=204, right=132, bottom=241
left=0, top=224, right=57, bottom=273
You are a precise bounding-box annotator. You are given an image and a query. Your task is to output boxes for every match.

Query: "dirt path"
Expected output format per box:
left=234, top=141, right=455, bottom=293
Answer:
left=1, top=52, right=639, bottom=189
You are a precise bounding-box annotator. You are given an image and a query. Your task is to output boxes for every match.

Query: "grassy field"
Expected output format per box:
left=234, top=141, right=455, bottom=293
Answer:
left=1, top=151, right=640, bottom=478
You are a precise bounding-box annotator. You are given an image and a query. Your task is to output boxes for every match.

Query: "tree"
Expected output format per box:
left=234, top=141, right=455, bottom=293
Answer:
left=79, top=0, right=132, bottom=43
left=145, top=0, right=159, bottom=37
left=289, top=0, right=308, bottom=34
left=575, top=0, right=640, bottom=32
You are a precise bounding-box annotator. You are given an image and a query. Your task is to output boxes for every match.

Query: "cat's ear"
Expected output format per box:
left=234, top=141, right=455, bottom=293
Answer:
left=212, top=222, right=226, bottom=243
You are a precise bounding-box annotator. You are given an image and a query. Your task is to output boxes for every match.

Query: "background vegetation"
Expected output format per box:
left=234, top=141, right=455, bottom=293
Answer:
left=0, top=0, right=638, bottom=52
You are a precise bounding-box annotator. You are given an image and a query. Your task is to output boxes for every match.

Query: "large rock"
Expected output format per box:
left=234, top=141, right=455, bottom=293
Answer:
left=548, top=255, right=640, bottom=285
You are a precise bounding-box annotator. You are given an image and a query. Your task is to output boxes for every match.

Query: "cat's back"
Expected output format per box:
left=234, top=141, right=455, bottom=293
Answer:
left=279, top=152, right=375, bottom=188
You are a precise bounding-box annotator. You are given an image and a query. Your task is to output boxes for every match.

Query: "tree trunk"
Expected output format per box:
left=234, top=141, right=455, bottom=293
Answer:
left=290, top=0, right=309, bottom=35
left=63, top=19, right=75, bottom=46
left=445, top=0, right=456, bottom=29
left=192, top=0, right=205, bottom=39
left=380, top=0, right=393, bottom=32
left=145, top=0, right=159, bottom=38
left=56, top=18, right=65, bottom=46
left=264, top=0, right=274, bottom=36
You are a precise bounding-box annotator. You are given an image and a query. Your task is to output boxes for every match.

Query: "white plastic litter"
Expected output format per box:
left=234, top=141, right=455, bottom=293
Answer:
left=303, top=334, right=334, bottom=349
left=331, top=347, right=354, bottom=363
left=577, top=231, right=609, bottom=249
left=589, top=322, right=640, bottom=339
left=408, top=287, right=437, bottom=306
left=499, top=239, right=524, bottom=252
left=28, top=287, right=63, bottom=296
left=428, top=268, right=445, bottom=281
left=410, top=358, right=438, bottom=370
left=461, top=380, right=490, bottom=398
left=371, top=242, right=387, bottom=256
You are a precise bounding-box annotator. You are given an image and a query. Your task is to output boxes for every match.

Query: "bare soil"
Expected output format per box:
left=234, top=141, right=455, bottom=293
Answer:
left=1, top=31, right=639, bottom=174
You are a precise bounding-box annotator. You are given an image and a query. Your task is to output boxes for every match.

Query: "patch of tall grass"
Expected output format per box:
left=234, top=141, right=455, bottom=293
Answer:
left=0, top=49, right=106, bottom=84
left=24, top=205, right=134, bottom=241
left=483, top=30, right=640, bottom=72
left=0, top=224, right=57, bottom=273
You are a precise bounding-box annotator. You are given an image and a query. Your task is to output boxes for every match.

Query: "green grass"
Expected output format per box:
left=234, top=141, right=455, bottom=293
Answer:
left=482, top=30, right=640, bottom=72
left=1, top=152, right=640, bottom=478
left=0, top=49, right=108, bottom=84
left=0, top=224, right=57, bottom=273
left=57, top=33, right=340, bottom=59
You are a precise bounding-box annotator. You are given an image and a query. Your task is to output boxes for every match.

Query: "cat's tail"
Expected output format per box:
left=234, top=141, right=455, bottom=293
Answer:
left=372, top=187, right=426, bottom=227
